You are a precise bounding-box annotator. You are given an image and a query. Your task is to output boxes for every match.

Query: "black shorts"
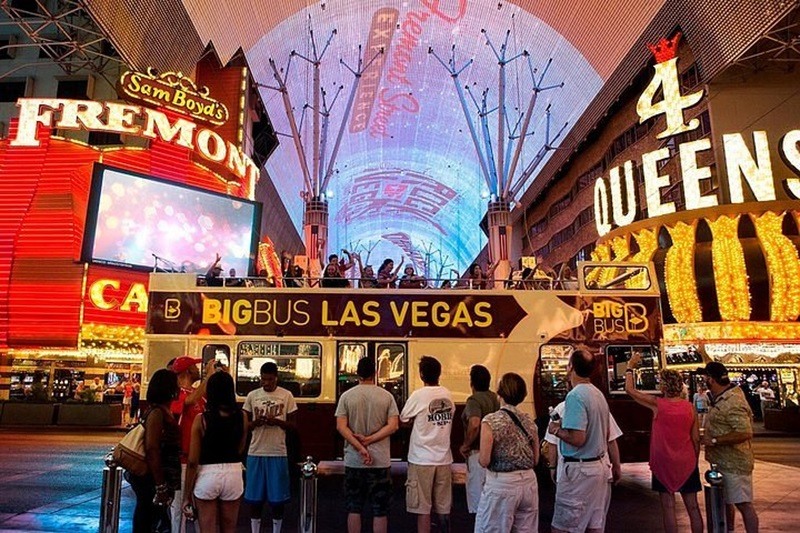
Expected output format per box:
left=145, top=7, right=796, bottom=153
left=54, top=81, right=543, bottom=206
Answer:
left=652, top=466, right=702, bottom=494
left=344, top=467, right=392, bottom=517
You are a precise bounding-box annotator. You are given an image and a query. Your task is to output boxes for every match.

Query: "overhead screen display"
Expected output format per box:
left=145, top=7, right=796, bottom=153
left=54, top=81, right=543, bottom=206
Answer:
left=245, top=2, right=603, bottom=273
left=172, top=1, right=663, bottom=273
left=82, top=165, right=261, bottom=275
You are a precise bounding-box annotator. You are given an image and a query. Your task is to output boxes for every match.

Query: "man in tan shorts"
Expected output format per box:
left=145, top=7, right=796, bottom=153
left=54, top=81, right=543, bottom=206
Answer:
left=400, top=356, right=455, bottom=533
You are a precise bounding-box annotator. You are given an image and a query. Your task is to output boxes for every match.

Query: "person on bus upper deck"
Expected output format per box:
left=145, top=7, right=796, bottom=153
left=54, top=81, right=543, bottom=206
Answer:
left=321, top=262, right=350, bottom=288
left=243, top=362, right=298, bottom=533
left=625, top=353, right=703, bottom=533
left=377, top=257, right=404, bottom=288
left=353, top=252, right=378, bottom=288
left=458, top=365, right=500, bottom=515
left=399, top=265, right=427, bottom=289
left=468, top=261, right=498, bottom=289
left=335, top=356, right=400, bottom=533
left=327, top=249, right=354, bottom=276
left=548, top=350, right=611, bottom=533
left=400, top=356, right=455, bottom=533
left=169, top=357, right=216, bottom=533
left=205, top=253, right=224, bottom=286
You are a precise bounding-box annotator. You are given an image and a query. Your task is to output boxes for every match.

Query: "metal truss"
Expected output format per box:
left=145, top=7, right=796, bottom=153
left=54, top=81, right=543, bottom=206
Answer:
left=0, top=0, right=123, bottom=84
left=732, top=6, right=800, bottom=70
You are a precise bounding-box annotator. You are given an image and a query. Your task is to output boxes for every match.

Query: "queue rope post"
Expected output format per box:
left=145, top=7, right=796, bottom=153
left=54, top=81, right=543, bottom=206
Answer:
left=99, top=450, right=123, bottom=533
left=299, top=456, right=318, bottom=533
left=704, top=464, right=726, bottom=533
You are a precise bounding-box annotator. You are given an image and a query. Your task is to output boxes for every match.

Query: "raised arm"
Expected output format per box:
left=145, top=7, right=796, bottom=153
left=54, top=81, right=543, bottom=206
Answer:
left=392, top=257, right=405, bottom=276
left=624, top=352, right=658, bottom=412
left=205, top=253, right=221, bottom=276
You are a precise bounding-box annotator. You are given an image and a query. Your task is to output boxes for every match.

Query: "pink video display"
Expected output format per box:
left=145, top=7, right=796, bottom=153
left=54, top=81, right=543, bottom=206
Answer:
left=83, top=165, right=261, bottom=275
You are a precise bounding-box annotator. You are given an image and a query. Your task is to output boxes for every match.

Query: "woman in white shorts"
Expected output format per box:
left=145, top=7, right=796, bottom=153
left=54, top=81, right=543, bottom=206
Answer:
left=182, top=371, right=247, bottom=532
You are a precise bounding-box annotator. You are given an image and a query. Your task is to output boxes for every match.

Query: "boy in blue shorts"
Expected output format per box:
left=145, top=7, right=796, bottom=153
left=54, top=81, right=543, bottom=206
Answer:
left=243, top=362, right=298, bottom=533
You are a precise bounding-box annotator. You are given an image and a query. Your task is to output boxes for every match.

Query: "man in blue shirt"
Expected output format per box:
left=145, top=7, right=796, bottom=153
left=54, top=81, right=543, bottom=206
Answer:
left=548, top=349, right=611, bottom=533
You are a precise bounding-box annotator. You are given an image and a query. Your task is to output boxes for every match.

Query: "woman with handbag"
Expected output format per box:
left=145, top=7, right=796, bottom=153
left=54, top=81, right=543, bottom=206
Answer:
left=128, top=369, right=181, bottom=533
left=182, top=371, right=247, bottom=532
left=475, top=373, right=540, bottom=533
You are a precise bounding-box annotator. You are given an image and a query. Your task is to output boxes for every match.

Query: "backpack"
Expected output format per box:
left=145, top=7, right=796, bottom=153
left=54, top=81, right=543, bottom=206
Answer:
left=112, top=420, right=147, bottom=476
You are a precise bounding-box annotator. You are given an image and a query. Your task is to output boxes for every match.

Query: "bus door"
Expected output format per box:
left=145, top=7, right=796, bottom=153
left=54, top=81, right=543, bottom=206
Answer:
left=336, top=341, right=408, bottom=457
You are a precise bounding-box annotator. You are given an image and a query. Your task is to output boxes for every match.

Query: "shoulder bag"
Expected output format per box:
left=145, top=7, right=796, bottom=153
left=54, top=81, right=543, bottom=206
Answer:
left=112, top=412, right=150, bottom=476
left=501, top=407, right=536, bottom=447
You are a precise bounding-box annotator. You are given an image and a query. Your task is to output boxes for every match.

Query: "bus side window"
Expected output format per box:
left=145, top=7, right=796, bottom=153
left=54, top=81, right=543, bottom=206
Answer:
left=539, top=344, right=573, bottom=409
left=376, top=343, right=406, bottom=412
left=202, top=344, right=231, bottom=374
left=338, top=343, right=368, bottom=398
left=607, top=345, right=660, bottom=394
left=235, top=342, right=321, bottom=398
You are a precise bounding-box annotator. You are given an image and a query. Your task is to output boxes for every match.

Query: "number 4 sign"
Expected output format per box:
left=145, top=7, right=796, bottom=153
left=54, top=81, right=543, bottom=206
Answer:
left=636, top=32, right=704, bottom=140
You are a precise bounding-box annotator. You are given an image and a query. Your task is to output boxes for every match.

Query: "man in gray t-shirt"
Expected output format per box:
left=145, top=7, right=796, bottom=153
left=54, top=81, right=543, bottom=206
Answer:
left=335, top=357, right=399, bottom=533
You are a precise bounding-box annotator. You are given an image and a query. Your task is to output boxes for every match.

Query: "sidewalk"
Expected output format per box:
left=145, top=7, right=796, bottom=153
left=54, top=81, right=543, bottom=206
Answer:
left=1, top=458, right=797, bottom=532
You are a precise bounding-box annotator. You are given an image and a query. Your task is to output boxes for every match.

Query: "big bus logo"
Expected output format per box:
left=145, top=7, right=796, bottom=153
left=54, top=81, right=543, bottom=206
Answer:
left=164, top=298, right=181, bottom=320
left=592, top=301, right=649, bottom=335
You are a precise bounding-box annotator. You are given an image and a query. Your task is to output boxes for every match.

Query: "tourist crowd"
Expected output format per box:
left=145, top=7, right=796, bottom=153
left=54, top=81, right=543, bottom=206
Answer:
left=126, top=350, right=758, bottom=533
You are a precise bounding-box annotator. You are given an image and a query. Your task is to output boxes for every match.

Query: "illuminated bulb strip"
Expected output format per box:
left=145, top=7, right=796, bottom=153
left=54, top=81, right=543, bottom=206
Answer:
left=587, top=243, right=611, bottom=286
left=708, top=215, right=751, bottom=321
left=664, top=321, right=800, bottom=343
left=753, top=212, right=800, bottom=321
left=665, top=221, right=702, bottom=323
left=608, top=236, right=631, bottom=288
left=628, top=229, right=658, bottom=288
left=610, top=236, right=630, bottom=261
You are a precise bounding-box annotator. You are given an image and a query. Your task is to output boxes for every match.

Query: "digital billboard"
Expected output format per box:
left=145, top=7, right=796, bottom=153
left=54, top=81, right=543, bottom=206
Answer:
left=82, top=165, right=262, bottom=275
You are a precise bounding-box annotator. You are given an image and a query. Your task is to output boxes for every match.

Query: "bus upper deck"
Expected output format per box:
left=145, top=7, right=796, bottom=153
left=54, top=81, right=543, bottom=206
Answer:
left=144, top=262, right=664, bottom=461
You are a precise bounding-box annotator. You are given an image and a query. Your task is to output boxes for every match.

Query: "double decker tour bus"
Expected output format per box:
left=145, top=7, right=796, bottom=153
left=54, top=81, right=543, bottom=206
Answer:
left=143, top=262, right=663, bottom=462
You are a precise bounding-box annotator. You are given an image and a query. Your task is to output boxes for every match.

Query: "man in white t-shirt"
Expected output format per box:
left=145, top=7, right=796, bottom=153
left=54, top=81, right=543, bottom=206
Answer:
left=243, top=362, right=298, bottom=533
left=400, top=356, right=455, bottom=533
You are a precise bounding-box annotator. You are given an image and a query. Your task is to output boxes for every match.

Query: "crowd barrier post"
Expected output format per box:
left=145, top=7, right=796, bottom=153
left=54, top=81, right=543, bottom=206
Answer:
left=99, top=451, right=123, bottom=533
left=299, top=456, right=318, bottom=533
left=704, top=464, right=726, bottom=533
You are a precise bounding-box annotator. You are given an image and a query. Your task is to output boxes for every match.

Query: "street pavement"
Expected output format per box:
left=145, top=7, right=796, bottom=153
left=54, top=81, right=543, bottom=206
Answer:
left=0, top=429, right=798, bottom=532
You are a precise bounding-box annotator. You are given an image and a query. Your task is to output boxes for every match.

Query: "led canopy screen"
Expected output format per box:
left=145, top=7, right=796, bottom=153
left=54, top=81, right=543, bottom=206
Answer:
left=82, top=165, right=262, bottom=275
left=183, top=0, right=666, bottom=273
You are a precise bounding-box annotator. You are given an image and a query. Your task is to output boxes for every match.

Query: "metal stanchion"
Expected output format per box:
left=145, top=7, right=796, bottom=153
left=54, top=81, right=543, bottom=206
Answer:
left=704, top=464, right=726, bottom=533
left=99, top=451, right=123, bottom=533
left=299, top=456, right=318, bottom=533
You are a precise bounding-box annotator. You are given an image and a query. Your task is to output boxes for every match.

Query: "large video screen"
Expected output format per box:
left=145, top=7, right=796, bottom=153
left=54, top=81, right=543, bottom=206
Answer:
left=82, top=165, right=262, bottom=275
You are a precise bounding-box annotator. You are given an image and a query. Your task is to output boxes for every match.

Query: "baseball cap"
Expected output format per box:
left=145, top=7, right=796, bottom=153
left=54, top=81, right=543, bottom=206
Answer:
left=172, top=356, right=202, bottom=374
left=697, top=361, right=729, bottom=381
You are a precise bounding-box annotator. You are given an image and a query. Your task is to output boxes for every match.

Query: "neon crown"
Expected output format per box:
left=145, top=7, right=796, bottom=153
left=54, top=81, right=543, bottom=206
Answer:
left=647, top=32, right=682, bottom=63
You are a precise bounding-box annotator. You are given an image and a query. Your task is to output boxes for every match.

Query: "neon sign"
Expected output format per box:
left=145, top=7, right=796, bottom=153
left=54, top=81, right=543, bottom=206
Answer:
left=10, top=98, right=259, bottom=184
left=89, top=278, right=148, bottom=313
left=119, top=68, right=229, bottom=126
left=594, top=32, right=800, bottom=237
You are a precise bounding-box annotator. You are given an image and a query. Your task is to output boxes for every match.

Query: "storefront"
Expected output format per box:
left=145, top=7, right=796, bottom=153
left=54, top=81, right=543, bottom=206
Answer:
left=589, top=34, right=800, bottom=430
left=0, top=66, right=274, bottom=404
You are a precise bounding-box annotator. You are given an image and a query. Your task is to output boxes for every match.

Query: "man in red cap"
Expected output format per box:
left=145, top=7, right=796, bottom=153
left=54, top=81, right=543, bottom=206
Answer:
left=170, top=356, right=216, bottom=533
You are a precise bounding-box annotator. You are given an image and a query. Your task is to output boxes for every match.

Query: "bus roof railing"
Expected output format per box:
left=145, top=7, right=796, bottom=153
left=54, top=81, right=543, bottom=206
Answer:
left=148, top=262, right=657, bottom=294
